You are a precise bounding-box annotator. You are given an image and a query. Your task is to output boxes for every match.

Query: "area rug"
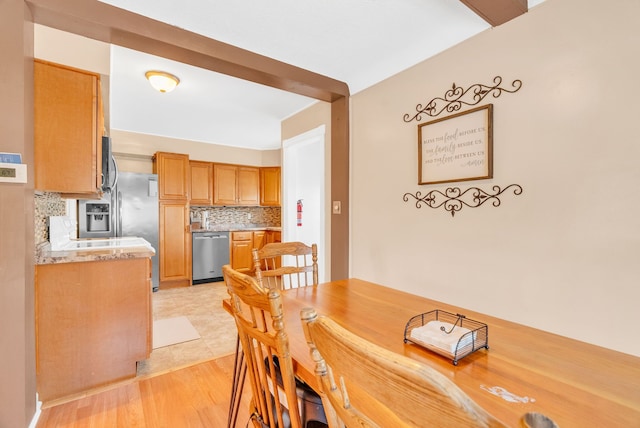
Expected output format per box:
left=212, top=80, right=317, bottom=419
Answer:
left=152, top=316, right=201, bottom=349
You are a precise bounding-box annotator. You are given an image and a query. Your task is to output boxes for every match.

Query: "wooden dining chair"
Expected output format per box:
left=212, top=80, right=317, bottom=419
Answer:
left=224, top=264, right=317, bottom=428
left=300, top=307, right=510, bottom=428
left=253, top=241, right=318, bottom=290
left=227, top=243, right=322, bottom=428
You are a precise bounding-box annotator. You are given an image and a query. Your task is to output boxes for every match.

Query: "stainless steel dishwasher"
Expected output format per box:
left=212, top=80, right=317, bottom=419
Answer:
left=192, top=231, right=230, bottom=284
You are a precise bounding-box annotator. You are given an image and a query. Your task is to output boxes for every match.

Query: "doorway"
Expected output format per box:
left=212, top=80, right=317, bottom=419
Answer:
left=282, top=125, right=326, bottom=283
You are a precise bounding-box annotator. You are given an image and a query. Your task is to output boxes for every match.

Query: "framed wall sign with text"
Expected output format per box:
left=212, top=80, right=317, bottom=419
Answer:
left=418, top=104, right=493, bottom=185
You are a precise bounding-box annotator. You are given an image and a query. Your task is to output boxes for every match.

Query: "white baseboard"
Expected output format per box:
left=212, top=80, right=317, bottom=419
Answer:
left=28, top=393, right=42, bottom=428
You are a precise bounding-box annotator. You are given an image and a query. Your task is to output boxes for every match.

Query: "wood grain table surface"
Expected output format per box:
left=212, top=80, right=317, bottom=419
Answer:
left=277, top=278, right=640, bottom=427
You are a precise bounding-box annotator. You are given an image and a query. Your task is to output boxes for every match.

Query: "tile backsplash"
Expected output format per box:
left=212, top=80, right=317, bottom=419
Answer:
left=190, top=206, right=281, bottom=228
left=34, top=192, right=66, bottom=246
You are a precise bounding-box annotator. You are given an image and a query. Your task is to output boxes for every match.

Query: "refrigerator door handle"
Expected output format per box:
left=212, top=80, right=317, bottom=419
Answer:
left=111, top=155, right=119, bottom=190
left=117, top=191, right=123, bottom=237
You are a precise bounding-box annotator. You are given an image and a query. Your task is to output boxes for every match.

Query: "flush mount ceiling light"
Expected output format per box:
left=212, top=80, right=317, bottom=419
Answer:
left=145, top=70, right=180, bottom=93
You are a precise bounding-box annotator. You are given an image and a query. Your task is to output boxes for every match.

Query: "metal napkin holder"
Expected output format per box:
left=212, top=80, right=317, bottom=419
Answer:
left=403, top=310, right=489, bottom=365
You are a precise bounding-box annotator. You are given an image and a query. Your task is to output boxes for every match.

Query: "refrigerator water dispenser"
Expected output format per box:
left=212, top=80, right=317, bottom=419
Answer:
left=85, top=202, right=111, bottom=232
left=78, top=197, right=113, bottom=238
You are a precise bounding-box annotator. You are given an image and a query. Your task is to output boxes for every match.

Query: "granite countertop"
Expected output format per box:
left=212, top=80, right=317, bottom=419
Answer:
left=191, top=224, right=282, bottom=233
left=36, top=238, right=156, bottom=265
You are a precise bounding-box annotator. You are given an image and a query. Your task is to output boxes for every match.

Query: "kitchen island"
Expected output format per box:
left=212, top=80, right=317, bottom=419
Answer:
left=35, top=239, right=155, bottom=404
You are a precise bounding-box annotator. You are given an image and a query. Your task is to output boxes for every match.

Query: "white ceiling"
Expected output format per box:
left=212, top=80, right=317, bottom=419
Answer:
left=103, top=0, right=545, bottom=150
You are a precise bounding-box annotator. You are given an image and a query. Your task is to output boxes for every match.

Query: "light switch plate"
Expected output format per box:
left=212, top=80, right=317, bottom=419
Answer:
left=332, top=201, right=342, bottom=214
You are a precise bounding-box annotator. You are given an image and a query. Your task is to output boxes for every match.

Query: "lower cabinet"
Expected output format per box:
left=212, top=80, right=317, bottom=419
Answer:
left=159, top=202, right=191, bottom=287
left=230, top=230, right=269, bottom=273
left=230, top=231, right=254, bottom=273
left=253, top=230, right=266, bottom=250
left=263, top=230, right=283, bottom=269
left=35, top=257, right=152, bottom=403
left=266, top=230, right=282, bottom=244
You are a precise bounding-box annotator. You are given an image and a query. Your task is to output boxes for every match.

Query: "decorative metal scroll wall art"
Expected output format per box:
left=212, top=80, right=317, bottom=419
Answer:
left=403, top=75, right=522, bottom=122
left=402, top=76, right=523, bottom=216
left=403, top=184, right=523, bottom=217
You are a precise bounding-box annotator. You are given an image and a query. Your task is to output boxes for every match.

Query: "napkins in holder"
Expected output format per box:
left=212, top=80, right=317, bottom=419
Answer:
left=404, top=310, right=488, bottom=365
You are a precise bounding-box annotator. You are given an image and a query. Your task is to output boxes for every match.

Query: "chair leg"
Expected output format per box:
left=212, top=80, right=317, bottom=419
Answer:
left=227, top=334, right=247, bottom=428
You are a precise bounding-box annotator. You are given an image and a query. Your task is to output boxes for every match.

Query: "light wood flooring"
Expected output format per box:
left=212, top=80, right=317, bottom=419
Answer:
left=37, top=281, right=251, bottom=427
left=36, top=353, right=253, bottom=427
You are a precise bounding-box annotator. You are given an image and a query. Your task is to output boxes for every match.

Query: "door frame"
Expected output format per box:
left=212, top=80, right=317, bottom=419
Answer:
left=282, top=125, right=327, bottom=282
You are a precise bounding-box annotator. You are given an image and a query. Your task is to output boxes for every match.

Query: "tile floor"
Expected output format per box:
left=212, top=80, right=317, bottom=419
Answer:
left=136, top=280, right=239, bottom=378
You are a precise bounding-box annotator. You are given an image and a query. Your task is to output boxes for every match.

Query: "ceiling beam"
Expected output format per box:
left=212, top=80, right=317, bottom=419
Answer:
left=25, top=0, right=350, bottom=102
left=459, top=0, right=528, bottom=27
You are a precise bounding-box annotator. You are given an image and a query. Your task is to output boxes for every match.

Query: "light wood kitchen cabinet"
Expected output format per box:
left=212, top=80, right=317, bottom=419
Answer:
left=266, top=229, right=282, bottom=244
left=260, top=167, right=281, bottom=206
left=253, top=230, right=266, bottom=250
left=154, top=152, right=191, bottom=288
left=189, top=160, right=213, bottom=205
left=238, top=166, right=260, bottom=205
left=34, top=59, right=104, bottom=197
left=263, top=230, right=283, bottom=269
left=159, top=202, right=191, bottom=286
left=154, top=152, right=190, bottom=200
left=230, top=231, right=254, bottom=273
left=213, top=163, right=237, bottom=205
left=230, top=230, right=268, bottom=273
left=213, top=163, right=260, bottom=206
left=35, top=257, right=151, bottom=402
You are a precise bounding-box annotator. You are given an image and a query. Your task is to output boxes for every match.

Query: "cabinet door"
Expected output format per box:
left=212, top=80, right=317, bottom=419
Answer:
left=237, top=166, right=260, bottom=206
left=154, top=152, right=189, bottom=201
left=253, top=230, right=266, bottom=251
left=265, top=230, right=282, bottom=244
left=213, top=164, right=238, bottom=205
left=159, top=202, right=191, bottom=284
left=230, top=231, right=253, bottom=273
left=253, top=230, right=269, bottom=270
left=34, top=60, right=102, bottom=195
left=260, top=167, right=281, bottom=206
left=189, top=161, right=213, bottom=205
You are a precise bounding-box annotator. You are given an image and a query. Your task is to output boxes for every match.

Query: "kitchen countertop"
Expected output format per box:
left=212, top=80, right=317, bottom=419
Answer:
left=36, top=238, right=155, bottom=265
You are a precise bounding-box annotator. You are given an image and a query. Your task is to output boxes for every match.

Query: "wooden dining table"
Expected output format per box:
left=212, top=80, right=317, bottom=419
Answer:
left=276, top=278, right=640, bottom=427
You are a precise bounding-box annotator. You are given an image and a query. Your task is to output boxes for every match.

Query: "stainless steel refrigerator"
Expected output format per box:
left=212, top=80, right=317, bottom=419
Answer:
left=79, top=172, right=160, bottom=291
left=113, top=172, right=160, bottom=291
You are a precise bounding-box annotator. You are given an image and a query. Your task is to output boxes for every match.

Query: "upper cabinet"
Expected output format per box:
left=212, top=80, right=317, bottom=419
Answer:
left=189, top=161, right=213, bottom=205
left=237, top=166, right=260, bottom=205
left=260, top=167, right=281, bottom=206
left=154, top=153, right=276, bottom=207
left=212, top=163, right=238, bottom=205
left=213, top=164, right=260, bottom=206
left=34, top=60, right=104, bottom=197
left=154, top=152, right=189, bottom=201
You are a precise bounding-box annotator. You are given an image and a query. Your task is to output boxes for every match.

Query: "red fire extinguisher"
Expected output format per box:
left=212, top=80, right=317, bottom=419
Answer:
left=296, top=199, right=303, bottom=227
